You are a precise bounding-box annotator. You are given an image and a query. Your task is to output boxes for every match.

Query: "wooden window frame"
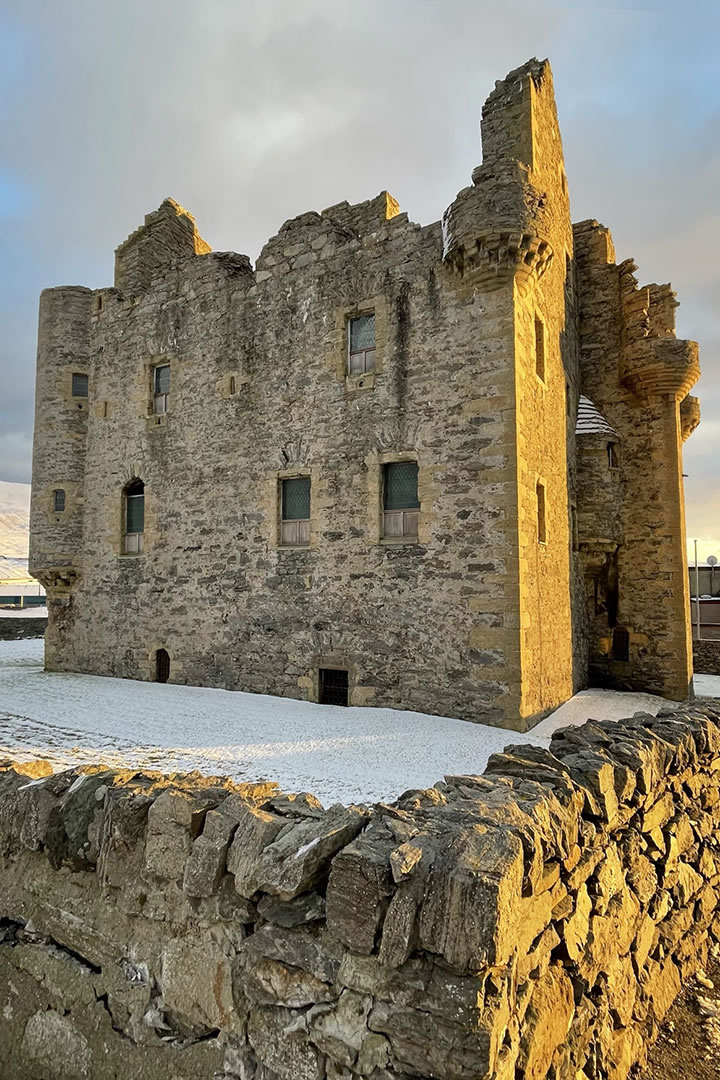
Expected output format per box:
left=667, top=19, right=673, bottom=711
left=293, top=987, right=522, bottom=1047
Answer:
left=123, top=481, right=145, bottom=555
left=153, top=364, right=170, bottom=415
left=279, top=475, right=311, bottom=548
left=381, top=460, right=420, bottom=541
left=347, top=313, right=376, bottom=376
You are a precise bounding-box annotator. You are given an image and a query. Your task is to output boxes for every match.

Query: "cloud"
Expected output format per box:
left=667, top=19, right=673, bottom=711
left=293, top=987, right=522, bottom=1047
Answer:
left=0, top=0, right=718, bottom=547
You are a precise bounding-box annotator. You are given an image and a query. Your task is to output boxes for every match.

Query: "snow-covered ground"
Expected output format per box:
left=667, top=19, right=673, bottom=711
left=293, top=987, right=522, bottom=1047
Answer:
left=0, top=638, right=701, bottom=805
left=0, top=606, right=48, bottom=618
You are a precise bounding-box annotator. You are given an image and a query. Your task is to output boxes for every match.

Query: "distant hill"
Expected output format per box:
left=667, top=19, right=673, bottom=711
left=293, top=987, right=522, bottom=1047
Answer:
left=0, top=481, right=31, bottom=560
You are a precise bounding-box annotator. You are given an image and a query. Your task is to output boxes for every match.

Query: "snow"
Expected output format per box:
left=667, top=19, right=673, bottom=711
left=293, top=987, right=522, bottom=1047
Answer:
left=694, top=674, right=720, bottom=699
left=0, top=638, right=711, bottom=806
left=0, top=606, right=48, bottom=618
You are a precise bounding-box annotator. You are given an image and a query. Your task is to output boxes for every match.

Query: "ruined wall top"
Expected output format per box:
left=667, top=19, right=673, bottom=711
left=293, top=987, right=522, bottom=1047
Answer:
left=114, top=197, right=212, bottom=297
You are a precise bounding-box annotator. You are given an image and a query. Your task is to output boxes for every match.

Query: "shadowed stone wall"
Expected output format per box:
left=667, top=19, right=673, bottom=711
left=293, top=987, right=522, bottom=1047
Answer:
left=0, top=617, right=47, bottom=640
left=1, top=702, right=719, bottom=1079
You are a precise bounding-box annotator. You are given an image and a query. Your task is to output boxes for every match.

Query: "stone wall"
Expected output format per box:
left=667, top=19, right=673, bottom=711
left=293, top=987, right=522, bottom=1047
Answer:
left=0, top=616, right=47, bottom=640
left=1, top=702, right=719, bottom=1079
left=694, top=639, right=720, bottom=675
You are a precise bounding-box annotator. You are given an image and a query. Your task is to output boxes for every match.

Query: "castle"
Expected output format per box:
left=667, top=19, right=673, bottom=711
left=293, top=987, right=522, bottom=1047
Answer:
left=29, top=59, right=700, bottom=731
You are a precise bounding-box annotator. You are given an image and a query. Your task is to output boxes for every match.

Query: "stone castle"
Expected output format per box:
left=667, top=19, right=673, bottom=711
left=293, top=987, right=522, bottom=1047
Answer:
left=29, top=58, right=700, bottom=730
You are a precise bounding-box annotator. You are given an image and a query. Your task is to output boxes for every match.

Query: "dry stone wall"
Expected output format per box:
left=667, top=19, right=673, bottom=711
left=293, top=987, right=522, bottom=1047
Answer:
left=0, top=616, right=47, bottom=640
left=694, top=639, right=720, bottom=676
left=1, top=702, right=720, bottom=1079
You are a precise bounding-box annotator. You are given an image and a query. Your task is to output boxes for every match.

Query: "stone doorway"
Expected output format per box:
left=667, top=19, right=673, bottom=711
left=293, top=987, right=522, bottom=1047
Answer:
left=319, top=668, right=349, bottom=706
left=155, top=648, right=170, bottom=684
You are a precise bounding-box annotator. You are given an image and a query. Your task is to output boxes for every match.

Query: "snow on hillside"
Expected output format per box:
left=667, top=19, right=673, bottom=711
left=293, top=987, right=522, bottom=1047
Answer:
left=0, top=481, right=31, bottom=560
left=0, top=638, right=680, bottom=805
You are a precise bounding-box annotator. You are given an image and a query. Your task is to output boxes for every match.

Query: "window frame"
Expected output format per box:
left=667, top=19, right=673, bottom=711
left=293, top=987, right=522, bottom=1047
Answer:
left=279, top=474, right=311, bottom=547
left=153, top=364, right=171, bottom=415
left=536, top=480, right=547, bottom=545
left=347, top=313, right=376, bottom=376
left=53, top=489, right=66, bottom=513
left=381, top=460, right=420, bottom=541
left=71, top=372, right=89, bottom=398
left=123, top=480, right=145, bottom=555
left=607, top=442, right=619, bottom=470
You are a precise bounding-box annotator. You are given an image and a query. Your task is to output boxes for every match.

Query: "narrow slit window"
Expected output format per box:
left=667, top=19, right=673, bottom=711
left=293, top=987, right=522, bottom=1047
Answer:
left=607, top=442, right=619, bottom=469
left=124, top=480, right=145, bottom=554
left=53, top=489, right=66, bottom=513
left=534, top=316, right=545, bottom=381
left=536, top=481, right=547, bottom=544
left=280, top=476, right=311, bottom=547
left=382, top=461, right=419, bottom=540
left=229, top=376, right=236, bottom=395
left=71, top=372, right=89, bottom=397
left=348, top=314, right=376, bottom=375
left=153, top=364, right=170, bottom=414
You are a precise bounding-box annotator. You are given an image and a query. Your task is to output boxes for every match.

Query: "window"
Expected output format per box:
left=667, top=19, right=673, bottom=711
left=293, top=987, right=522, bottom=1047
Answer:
left=607, top=442, right=619, bottom=469
left=382, top=461, right=419, bottom=539
left=280, top=476, right=310, bottom=546
left=536, top=481, right=547, bottom=544
left=124, top=480, right=145, bottom=554
left=534, top=316, right=545, bottom=381
left=53, top=489, right=66, bottom=513
left=348, top=314, right=376, bottom=375
left=153, top=365, right=170, bottom=414
left=319, top=668, right=349, bottom=707
left=229, top=376, right=236, bottom=395
left=71, top=373, right=89, bottom=397
left=612, top=627, right=630, bottom=662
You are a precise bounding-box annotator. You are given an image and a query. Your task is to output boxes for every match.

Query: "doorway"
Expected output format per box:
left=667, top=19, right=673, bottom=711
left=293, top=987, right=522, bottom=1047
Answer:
left=156, top=648, right=170, bottom=683
left=319, top=668, right=349, bottom=706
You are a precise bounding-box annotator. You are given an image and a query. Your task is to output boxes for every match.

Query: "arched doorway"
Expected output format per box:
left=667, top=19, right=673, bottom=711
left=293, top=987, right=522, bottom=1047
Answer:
left=155, top=648, right=170, bottom=683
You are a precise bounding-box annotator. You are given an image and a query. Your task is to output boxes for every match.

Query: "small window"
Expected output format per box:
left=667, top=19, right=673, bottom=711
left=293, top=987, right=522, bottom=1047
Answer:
left=319, top=668, right=349, bottom=707
left=280, top=476, right=310, bottom=547
left=348, top=314, right=376, bottom=375
left=71, top=373, right=89, bottom=398
left=53, top=489, right=66, bottom=513
left=382, top=461, right=419, bottom=539
left=124, top=480, right=145, bottom=554
left=229, top=376, right=236, bottom=395
left=534, top=316, right=545, bottom=382
left=153, top=365, right=170, bottom=414
left=607, top=442, right=619, bottom=469
left=612, top=627, right=630, bottom=662
left=536, top=481, right=547, bottom=544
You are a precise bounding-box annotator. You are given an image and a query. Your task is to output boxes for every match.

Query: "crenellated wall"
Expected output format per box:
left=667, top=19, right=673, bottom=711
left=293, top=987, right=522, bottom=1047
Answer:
left=1, top=702, right=719, bottom=1079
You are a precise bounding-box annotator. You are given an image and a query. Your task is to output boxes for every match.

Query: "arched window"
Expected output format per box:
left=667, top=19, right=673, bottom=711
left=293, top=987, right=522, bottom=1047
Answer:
left=124, top=480, right=145, bottom=553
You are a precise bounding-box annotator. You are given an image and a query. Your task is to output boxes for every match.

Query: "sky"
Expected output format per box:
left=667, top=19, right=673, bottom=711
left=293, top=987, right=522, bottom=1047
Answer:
left=1, top=0, right=718, bottom=557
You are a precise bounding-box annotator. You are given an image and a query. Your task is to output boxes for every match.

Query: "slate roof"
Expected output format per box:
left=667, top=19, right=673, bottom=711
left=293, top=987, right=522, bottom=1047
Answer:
left=575, top=395, right=618, bottom=438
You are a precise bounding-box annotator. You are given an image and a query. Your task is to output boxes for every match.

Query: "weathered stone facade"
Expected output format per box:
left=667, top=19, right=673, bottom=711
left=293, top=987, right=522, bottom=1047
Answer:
left=29, top=58, right=699, bottom=729
left=1, top=701, right=720, bottom=1078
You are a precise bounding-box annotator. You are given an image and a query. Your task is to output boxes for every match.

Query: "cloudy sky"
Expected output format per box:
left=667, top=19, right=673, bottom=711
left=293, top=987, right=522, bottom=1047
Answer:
left=1, top=0, right=718, bottom=555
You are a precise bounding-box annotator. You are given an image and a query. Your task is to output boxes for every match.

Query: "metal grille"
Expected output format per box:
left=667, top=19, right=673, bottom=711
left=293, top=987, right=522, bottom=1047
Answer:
left=612, top=627, right=630, bottom=662
left=53, top=489, right=65, bottom=512
left=383, top=462, right=419, bottom=510
left=319, top=668, right=349, bottom=707
left=71, top=372, right=88, bottom=397
left=348, top=315, right=376, bottom=375
left=282, top=476, right=311, bottom=521
left=350, top=315, right=375, bottom=351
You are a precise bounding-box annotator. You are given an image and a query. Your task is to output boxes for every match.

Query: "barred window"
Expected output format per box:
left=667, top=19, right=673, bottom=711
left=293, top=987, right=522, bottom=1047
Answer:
left=71, top=372, right=89, bottom=397
left=280, top=476, right=310, bottom=547
left=348, top=314, right=376, bottom=375
left=382, top=461, right=419, bottom=540
left=53, top=489, right=66, bottom=512
left=153, top=365, right=170, bottom=414
left=124, top=479, right=145, bottom=554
